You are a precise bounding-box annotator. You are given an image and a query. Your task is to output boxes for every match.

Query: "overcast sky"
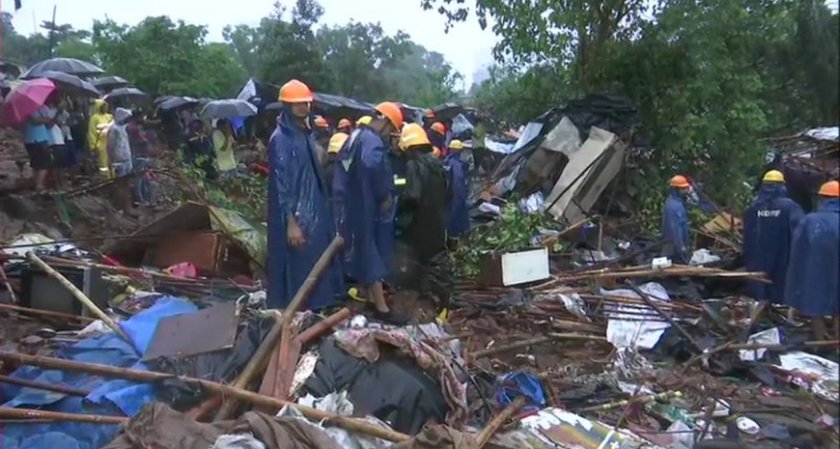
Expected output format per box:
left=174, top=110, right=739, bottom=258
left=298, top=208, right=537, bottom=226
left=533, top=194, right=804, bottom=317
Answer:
left=8, top=0, right=498, bottom=87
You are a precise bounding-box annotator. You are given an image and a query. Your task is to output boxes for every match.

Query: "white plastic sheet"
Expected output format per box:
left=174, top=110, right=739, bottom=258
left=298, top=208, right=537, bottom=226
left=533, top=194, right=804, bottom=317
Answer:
left=738, top=327, right=780, bottom=361
left=776, top=351, right=840, bottom=402
left=690, top=249, right=721, bottom=266
left=603, top=282, right=671, bottom=349
left=803, top=126, right=839, bottom=142
left=210, top=435, right=266, bottom=449
left=291, top=392, right=392, bottom=449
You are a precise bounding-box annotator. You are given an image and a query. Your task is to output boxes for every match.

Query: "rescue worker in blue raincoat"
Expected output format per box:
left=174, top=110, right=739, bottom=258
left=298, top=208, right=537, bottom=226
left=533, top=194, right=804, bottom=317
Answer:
left=661, top=175, right=692, bottom=264
left=267, top=79, right=344, bottom=311
left=444, top=139, right=470, bottom=237
left=742, top=170, right=804, bottom=303
left=784, top=180, right=839, bottom=340
left=339, top=102, right=403, bottom=319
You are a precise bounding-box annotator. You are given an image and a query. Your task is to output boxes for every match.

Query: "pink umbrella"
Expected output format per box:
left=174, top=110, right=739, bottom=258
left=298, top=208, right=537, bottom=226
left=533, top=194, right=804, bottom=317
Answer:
left=0, top=78, right=57, bottom=127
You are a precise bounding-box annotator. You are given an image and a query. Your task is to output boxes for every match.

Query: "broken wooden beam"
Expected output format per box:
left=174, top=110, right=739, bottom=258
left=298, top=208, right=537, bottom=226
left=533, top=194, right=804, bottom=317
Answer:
left=0, top=351, right=409, bottom=442
left=213, top=312, right=283, bottom=420
left=473, top=397, right=526, bottom=449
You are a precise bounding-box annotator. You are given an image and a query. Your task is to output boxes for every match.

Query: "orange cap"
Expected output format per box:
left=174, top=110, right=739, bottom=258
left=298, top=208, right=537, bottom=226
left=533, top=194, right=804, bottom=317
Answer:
left=670, top=175, right=690, bottom=188
left=375, top=102, right=404, bottom=130
left=338, top=118, right=351, bottom=129
left=818, top=180, right=839, bottom=197
left=431, top=122, right=446, bottom=135
left=313, top=116, right=329, bottom=128
left=279, top=79, right=313, bottom=103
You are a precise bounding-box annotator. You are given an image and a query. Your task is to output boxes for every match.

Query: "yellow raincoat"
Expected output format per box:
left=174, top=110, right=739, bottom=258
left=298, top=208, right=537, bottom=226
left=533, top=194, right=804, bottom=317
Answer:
left=88, top=99, right=113, bottom=174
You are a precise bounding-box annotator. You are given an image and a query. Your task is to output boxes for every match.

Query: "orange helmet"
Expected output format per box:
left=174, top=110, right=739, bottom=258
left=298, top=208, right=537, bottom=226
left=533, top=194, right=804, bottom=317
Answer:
left=338, top=118, right=351, bottom=130
left=375, top=102, right=404, bottom=130
left=279, top=79, right=313, bottom=103
left=313, top=116, right=329, bottom=128
left=670, top=175, right=690, bottom=188
left=430, top=122, right=446, bottom=135
left=818, top=180, right=839, bottom=197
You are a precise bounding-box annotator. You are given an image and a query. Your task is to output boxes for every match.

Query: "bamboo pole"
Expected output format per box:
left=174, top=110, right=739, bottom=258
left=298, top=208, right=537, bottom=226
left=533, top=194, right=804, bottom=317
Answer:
left=0, top=407, right=128, bottom=425
left=0, top=351, right=409, bottom=442
left=473, top=397, right=526, bottom=449
left=26, top=252, right=136, bottom=350
left=0, top=374, right=90, bottom=397
left=472, top=333, right=607, bottom=359
left=0, top=302, right=95, bottom=323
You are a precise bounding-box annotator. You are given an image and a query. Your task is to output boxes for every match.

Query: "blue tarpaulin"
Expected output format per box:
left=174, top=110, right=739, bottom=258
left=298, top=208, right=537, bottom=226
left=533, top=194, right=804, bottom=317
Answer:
left=0, top=296, right=197, bottom=449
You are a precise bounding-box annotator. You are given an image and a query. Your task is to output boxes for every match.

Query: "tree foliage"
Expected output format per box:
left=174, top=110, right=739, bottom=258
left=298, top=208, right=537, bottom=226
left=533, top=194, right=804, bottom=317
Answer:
left=2, top=1, right=462, bottom=105
left=447, top=0, right=838, bottom=220
left=92, top=16, right=246, bottom=97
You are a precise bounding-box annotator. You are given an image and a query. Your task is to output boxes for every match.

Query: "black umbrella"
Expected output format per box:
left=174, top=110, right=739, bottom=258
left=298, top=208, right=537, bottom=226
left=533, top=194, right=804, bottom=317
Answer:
left=103, top=87, right=149, bottom=101
left=0, top=61, right=24, bottom=78
left=200, top=99, right=257, bottom=119
left=92, top=76, right=129, bottom=89
left=264, top=102, right=284, bottom=111
left=37, top=70, right=100, bottom=97
left=430, top=102, right=464, bottom=121
left=21, top=58, right=104, bottom=79
left=158, top=96, right=199, bottom=111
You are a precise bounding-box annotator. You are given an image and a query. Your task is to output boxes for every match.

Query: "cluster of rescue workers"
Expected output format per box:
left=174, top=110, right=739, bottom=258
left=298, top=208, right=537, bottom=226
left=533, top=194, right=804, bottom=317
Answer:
left=267, top=79, right=469, bottom=323
left=663, top=172, right=840, bottom=340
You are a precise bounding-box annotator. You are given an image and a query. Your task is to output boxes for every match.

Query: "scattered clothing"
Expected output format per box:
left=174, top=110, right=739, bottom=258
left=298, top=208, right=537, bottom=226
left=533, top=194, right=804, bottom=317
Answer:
left=743, top=184, right=803, bottom=302
left=267, top=111, right=344, bottom=310
left=784, top=198, right=839, bottom=317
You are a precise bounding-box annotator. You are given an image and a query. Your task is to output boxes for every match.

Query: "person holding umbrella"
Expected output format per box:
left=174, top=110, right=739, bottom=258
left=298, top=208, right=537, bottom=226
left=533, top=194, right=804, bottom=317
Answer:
left=23, top=102, right=53, bottom=191
left=211, top=118, right=240, bottom=179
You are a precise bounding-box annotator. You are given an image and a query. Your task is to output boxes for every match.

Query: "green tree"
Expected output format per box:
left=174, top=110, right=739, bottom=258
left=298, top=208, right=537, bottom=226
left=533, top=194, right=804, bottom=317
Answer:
left=421, top=0, right=648, bottom=88
left=249, top=0, right=332, bottom=89
left=92, top=16, right=246, bottom=97
left=380, top=43, right=463, bottom=105
left=317, top=22, right=410, bottom=98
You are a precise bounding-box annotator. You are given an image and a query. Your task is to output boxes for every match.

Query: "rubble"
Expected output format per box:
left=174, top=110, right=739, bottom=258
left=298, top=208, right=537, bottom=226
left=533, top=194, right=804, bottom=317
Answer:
left=1, top=97, right=837, bottom=449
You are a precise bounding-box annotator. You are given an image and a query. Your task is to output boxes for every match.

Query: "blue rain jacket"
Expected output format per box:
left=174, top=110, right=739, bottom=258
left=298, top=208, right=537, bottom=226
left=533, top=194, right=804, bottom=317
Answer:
left=267, top=111, right=344, bottom=310
left=743, top=184, right=804, bottom=302
left=662, top=189, right=690, bottom=264
left=341, top=127, right=396, bottom=284
left=444, top=152, right=470, bottom=236
left=784, top=198, right=840, bottom=317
